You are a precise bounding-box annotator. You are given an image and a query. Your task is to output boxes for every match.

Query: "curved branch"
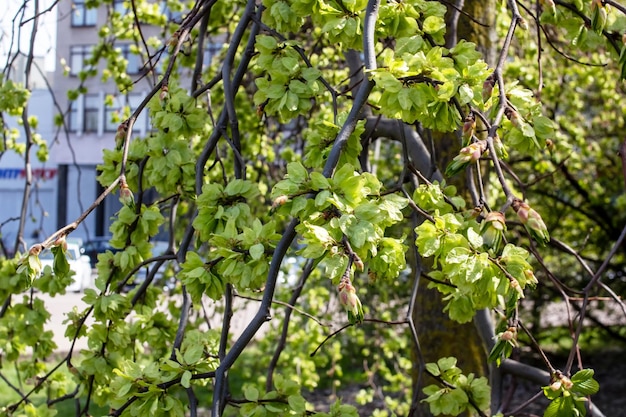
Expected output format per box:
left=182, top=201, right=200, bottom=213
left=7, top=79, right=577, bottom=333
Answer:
left=211, top=2, right=381, bottom=414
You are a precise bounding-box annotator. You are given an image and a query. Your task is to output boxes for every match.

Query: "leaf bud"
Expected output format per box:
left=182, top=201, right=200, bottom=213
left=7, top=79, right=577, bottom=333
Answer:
left=338, top=276, right=364, bottom=324
left=119, top=182, right=135, bottom=207
left=560, top=375, right=573, bottom=390
left=500, top=326, right=519, bottom=346
left=493, top=134, right=508, bottom=159
left=518, top=18, right=528, bottom=31
left=159, top=85, right=169, bottom=102
left=482, top=75, right=495, bottom=102
left=462, top=113, right=475, bottom=146
left=167, top=32, right=180, bottom=52
left=505, top=107, right=522, bottom=130
left=480, top=211, right=506, bottom=253
left=523, top=269, right=538, bottom=285
left=52, top=235, right=68, bottom=252
left=353, top=256, right=364, bottom=272
left=28, top=244, right=43, bottom=257
left=500, top=331, right=513, bottom=341
left=540, top=0, right=557, bottom=15
left=509, top=277, right=524, bottom=298
left=115, top=121, right=128, bottom=149
left=464, top=206, right=483, bottom=220
left=271, top=195, right=288, bottom=209
left=512, top=199, right=550, bottom=245
left=591, top=0, right=607, bottom=34
left=445, top=140, right=487, bottom=177
left=549, top=380, right=562, bottom=391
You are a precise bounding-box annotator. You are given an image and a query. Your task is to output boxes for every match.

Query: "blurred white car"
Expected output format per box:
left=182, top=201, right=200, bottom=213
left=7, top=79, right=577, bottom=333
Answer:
left=39, top=242, right=93, bottom=292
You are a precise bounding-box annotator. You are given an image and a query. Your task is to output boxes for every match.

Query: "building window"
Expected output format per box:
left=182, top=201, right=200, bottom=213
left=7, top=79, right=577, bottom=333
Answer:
left=84, top=94, right=100, bottom=133
left=71, top=0, right=97, bottom=26
left=104, top=93, right=148, bottom=134
left=69, top=99, right=80, bottom=132
left=117, top=44, right=142, bottom=75
left=69, top=92, right=149, bottom=135
left=69, top=94, right=100, bottom=133
left=128, top=93, right=147, bottom=133
left=104, top=96, right=124, bottom=133
left=112, top=0, right=127, bottom=15
left=69, top=45, right=93, bottom=76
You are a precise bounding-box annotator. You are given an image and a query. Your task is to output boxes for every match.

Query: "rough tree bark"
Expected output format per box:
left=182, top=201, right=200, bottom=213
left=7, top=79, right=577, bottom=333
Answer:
left=409, top=1, right=497, bottom=415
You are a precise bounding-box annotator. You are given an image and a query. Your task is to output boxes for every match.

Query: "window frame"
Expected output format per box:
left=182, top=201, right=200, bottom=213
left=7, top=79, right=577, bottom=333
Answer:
left=71, top=0, right=97, bottom=27
left=112, top=0, right=127, bottom=15
left=104, top=95, right=124, bottom=133
left=69, top=45, right=93, bottom=77
left=83, top=94, right=101, bottom=133
left=68, top=98, right=80, bottom=133
left=104, top=93, right=148, bottom=134
left=117, top=44, right=142, bottom=75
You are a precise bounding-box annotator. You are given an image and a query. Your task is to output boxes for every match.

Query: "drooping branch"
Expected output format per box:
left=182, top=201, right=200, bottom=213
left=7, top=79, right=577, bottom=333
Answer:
left=211, top=1, right=381, bottom=414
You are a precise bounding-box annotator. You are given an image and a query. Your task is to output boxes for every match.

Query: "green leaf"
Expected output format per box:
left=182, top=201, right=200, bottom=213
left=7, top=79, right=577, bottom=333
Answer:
left=425, top=362, right=440, bottom=376
left=309, top=171, right=330, bottom=190
left=398, top=88, right=412, bottom=110
left=256, top=35, right=277, bottom=51
left=544, top=396, right=573, bottom=417
left=533, top=115, right=556, bottom=139
left=458, top=83, right=474, bottom=105
left=244, top=385, right=259, bottom=402
left=282, top=56, right=299, bottom=73
left=415, top=222, right=441, bottom=258
left=287, top=395, right=306, bottom=413
left=437, top=357, right=458, bottom=371
left=301, top=67, right=322, bottom=81
left=396, top=35, right=424, bottom=55
left=180, top=370, right=192, bottom=389
left=119, top=381, right=135, bottom=398
left=572, top=369, right=599, bottom=395
left=249, top=243, right=265, bottom=261
left=286, top=162, right=308, bottom=183
left=423, top=16, right=445, bottom=34
left=183, top=344, right=203, bottom=364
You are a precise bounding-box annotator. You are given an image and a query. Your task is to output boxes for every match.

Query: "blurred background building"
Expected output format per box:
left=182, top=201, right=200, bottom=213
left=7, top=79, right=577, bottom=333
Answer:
left=1, top=0, right=222, bottom=252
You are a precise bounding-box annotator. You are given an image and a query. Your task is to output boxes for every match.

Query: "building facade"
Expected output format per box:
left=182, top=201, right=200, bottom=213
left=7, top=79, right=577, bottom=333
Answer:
left=0, top=0, right=221, bottom=251
left=0, top=56, right=59, bottom=252
left=51, top=0, right=159, bottom=241
left=51, top=0, right=221, bottom=242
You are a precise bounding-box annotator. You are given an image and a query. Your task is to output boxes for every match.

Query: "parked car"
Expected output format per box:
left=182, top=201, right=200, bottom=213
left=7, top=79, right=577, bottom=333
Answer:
left=83, top=236, right=120, bottom=268
left=39, top=242, right=93, bottom=292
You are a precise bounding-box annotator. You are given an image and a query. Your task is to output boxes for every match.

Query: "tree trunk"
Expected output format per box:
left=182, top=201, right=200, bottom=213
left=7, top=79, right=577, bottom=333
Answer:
left=409, top=1, right=497, bottom=415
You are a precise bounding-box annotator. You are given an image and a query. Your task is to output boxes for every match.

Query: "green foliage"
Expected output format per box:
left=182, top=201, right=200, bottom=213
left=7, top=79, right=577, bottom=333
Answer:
left=542, top=369, right=599, bottom=417
left=422, top=357, right=490, bottom=416
left=0, top=79, right=30, bottom=116
left=254, top=35, right=323, bottom=121
left=272, top=163, right=408, bottom=284
left=414, top=184, right=536, bottom=323
left=371, top=40, right=491, bottom=131
left=3, top=0, right=626, bottom=415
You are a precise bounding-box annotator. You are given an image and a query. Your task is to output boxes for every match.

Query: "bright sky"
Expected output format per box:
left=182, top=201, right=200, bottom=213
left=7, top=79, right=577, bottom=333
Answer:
left=0, top=0, right=57, bottom=72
